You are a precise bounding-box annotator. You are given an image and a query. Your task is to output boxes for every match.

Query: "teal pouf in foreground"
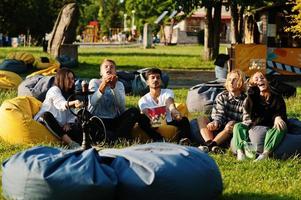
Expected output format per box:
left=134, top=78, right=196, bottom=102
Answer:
left=2, top=143, right=223, bottom=200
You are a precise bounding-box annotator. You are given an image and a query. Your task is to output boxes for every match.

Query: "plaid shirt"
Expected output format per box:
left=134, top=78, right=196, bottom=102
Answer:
left=211, top=90, right=246, bottom=127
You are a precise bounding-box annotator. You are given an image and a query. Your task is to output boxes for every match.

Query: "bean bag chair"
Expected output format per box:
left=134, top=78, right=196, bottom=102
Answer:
left=99, top=142, right=223, bottom=200
left=0, top=96, right=59, bottom=144
left=0, top=70, right=23, bottom=89
left=230, top=119, right=301, bottom=159
left=131, top=124, right=178, bottom=142
left=186, top=81, right=225, bottom=114
left=33, top=57, right=60, bottom=70
left=189, top=118, right=205, bottom=145
left=0, top=59, right=28, bottom=74
left=6, top=52, right=35, bottom=65
left=131, top=103, right=189, bottom=142
left=2, top=146, right=117, bottom=200
left=56, top=55, right=78, bottom=68
left=27, top=63, right=59, bottom=78
left=18, top=75, right=55, bottom=101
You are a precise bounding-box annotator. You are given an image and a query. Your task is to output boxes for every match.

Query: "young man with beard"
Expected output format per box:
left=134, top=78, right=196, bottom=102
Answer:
left=138, top=68, right=191, bottom=143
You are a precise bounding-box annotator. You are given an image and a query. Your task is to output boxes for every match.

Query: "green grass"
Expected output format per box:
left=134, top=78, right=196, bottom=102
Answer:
left=0, top=45, right=301, bottom=199
left=0, top=44, right=219, bottom=79
left=1, top=89, right=301, bottom=199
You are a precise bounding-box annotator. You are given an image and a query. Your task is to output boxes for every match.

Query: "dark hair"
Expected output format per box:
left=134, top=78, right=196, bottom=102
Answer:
left=145, top=68, right=162, bottom=80
left=54, top=68, right=75, bottom=96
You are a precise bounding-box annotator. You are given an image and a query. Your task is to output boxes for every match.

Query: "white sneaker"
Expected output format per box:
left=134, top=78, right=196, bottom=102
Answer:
left=254, top=153, right=269, bottom=162
left=69, top=141, right=81, bottom=150
left=179, top=138, right=191, bottom=146
left=198, top=145, right=209, bottom=153
left=237, top=149, right=246, bottom=161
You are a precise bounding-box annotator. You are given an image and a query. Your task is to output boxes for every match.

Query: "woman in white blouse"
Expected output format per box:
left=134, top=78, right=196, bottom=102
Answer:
left=35, top=68, right=83, bottom=149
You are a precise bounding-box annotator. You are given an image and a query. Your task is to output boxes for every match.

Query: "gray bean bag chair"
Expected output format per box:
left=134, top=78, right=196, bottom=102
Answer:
left=18, top=75, right=54, bottom=102
left=231, top=118, right=301, bottom=159
left=2, top=146, right=118, bottom=200
left=99, top=142, right=223, bottom=200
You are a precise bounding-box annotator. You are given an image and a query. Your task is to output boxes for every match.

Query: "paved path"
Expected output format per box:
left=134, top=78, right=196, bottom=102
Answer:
left=164, top=69, right=301, bottom=89
left=163, top=69, right=216, bottom=89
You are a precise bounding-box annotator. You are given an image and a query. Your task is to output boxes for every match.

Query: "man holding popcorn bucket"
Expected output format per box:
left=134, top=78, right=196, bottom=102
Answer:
left=138, top=68, right=191, bottom=144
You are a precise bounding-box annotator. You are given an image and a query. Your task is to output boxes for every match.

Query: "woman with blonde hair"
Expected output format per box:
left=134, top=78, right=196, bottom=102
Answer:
left=198, top=69, right=247, bottom=153
left=233, top=71, right=287, bottom=161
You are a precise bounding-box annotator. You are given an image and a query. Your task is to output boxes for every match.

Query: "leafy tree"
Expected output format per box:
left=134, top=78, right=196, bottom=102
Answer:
left=125, top=0, right=175, bottom=35
left=286, top=0, right=301, bottom=37
left=0, top=0, right=92, bottom=44
left=78, top=0, right=100, bottom=33
left=175, top=0, right=222, bottom=60
left=98, top=0, right=124, bottom=36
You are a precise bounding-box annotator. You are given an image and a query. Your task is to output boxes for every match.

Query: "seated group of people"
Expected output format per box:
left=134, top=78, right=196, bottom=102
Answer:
left=34, top=58, right=288, bottom=161
left=34, top=59, right=191, bottom=149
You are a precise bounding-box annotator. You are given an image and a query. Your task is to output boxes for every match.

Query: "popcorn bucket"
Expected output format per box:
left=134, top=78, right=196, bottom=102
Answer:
left=147, top=106, right=167, bottom=127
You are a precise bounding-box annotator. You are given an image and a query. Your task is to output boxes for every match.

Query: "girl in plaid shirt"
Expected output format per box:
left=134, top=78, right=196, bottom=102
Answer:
left=198, top=69, right=247, bottom=153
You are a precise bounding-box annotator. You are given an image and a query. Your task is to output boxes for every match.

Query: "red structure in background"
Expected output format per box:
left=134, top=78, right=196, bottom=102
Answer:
left=82, top=21, right=100, bottom=43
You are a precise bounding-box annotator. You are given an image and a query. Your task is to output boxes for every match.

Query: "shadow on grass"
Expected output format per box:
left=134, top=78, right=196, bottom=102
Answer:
left=74, top=62, right=166, bottom=78
left=221, top=193, right=296, bottom=200
left=79, top=51, right=197, bottom=58
left=74, top=63, right=142, bottom=78
left=75, top=62, right=214, bottom=79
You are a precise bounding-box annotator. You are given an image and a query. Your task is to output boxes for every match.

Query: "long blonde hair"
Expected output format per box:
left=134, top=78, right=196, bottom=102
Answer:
left=224, top=69, right=246, bottom=92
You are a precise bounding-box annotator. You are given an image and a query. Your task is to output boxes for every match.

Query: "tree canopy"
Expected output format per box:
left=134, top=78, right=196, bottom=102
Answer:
left=286, top=0, right=301, bottom=37
left=0, top=0, right=93, bottom=44
left=125, top=0, right=175, bottom=33
left=98, top=0, right=124, bottom=36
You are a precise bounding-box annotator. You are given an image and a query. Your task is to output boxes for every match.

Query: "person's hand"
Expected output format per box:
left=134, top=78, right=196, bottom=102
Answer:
left=109, top=75, right=118, bottom=89
left=224, top=120, right=235, bottom=132
left=171, top=108, right=182, bottom=121
left=273, top=116, right=287, bottom=131
left=63, top=123, right=71, bottom=132
left=207, top=121, right=219, bottom=131
left=99, top=74, right=118, bottom=90
left=101, top=75, right=113, bottom=86
left=72, top=100, right=83, bottom=108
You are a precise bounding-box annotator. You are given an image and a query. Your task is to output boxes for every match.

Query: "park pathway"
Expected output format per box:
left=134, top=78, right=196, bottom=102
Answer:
left=163, top=69, right=215, bottom=89
left=164, top=69, right=301, bottom=89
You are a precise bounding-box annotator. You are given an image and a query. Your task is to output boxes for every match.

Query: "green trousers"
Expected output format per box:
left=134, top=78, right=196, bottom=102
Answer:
left=233, top=122, right=285, bottom=152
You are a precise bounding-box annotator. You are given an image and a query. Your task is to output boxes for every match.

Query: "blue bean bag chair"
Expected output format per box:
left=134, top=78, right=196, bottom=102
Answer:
left=99, top=142, right=223, bottom=200
left=189, top=118, right=205, bottom=145
left=2, top=146, right=117, bottom=200
left=0, top=59, right=28, bottom=74
left=231, top=118, right=301, bottom=159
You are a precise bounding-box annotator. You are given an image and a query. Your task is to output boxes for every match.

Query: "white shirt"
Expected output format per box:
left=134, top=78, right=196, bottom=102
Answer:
left=34, top=86, right=76, bottom=126
left=138, top=89, right=174, bottom=122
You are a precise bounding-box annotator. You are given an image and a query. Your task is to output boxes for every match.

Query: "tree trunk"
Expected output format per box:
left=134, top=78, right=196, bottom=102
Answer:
left=230, top=3, right=239, bottom=43
left=238, top=6, right=245, bottom=43
left=230, top=3, right=245, bottom=44
left=204, top=6, right=213, bottom=60
left=48, top=3, right=79, bottom=58
left=168, top=19, right=175, bottom=45
left=213, top=1, right=222, bottom=59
